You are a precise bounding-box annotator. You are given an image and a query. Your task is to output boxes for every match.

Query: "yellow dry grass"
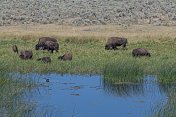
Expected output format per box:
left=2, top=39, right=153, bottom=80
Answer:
left=0, top=24, right=176, bottom=42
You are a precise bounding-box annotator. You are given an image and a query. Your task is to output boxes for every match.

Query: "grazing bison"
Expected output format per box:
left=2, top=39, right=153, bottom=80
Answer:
left=58, top=53, right=72, bottom=61
left=132, top=48, right=151, bottom=57
left=36, top=37, right=58, bottom=50
left=36, top=41, right=59, bottom=53
left=37, top=57, right=51, bottom=63
left=12, top=45, right=18, bottom=53
left=19, top=50, right=33, bottom=59
left=105, top=37, right=128, bottom=50
left=44, top=41, right=59, bottom=53
left=38, top=37, right=57, bottom=45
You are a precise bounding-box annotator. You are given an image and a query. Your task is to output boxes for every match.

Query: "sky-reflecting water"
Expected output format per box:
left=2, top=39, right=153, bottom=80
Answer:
left=19, top=73, right=168, bottom=117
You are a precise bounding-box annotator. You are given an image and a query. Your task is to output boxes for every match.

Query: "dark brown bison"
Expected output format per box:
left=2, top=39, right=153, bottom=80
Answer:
left=19, top=50, right=33, bottom=59
left=44, top=41, right=59, bottom=53
left=105, top=37, right=128, bottom=50
left=36, top=37, right=58, bottom=50
left=58, top=53, right=72, bottom=61
left=37, top=57, right=51, bottom=63
left=12, top=45, right=18, bottom=53
left=132, top=48, right=151, bottom=57
left=38, top=37, right=57, bottom=45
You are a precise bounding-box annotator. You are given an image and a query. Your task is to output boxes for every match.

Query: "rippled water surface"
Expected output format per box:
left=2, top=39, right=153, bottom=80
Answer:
left=21, top=73, right=169, bottom=117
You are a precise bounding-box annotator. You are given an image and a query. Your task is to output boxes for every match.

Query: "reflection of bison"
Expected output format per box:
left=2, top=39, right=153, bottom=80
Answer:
left=37, top=57, right=51, bottom=63
left=132, top=48, right=151, bottom=57
left=105, top=37, right=128, bottom=50
left=12, top=45, right=18, bottom=53
left=58, top=53, right=72, bottom=61
left=19, top=51, right=33, bottom=59
left=35, top=37, right=58, bottom=50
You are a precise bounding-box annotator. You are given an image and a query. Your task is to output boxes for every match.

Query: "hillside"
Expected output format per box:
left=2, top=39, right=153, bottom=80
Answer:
left=1, top=0, right=176, bottom=26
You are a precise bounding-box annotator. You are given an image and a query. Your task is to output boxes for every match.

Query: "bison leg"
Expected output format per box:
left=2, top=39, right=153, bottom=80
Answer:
left=112, top=45, right=118, bottom=50
left=51, top=50, right=54, bottom=53
left=122, top=44, right=127, bottom=50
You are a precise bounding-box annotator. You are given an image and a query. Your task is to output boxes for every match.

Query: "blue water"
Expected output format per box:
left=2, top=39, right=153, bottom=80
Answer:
left=21, top=73, right=168, bottom=117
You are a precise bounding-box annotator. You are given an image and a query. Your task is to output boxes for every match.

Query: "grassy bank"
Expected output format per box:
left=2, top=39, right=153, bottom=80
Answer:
left=0, top=24, right=176, bottom=82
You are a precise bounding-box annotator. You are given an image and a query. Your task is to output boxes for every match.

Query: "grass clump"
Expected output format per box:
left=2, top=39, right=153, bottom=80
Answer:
left=103, top=59, right=144, bottom=83
left=157, top=62, right=176, bottom=83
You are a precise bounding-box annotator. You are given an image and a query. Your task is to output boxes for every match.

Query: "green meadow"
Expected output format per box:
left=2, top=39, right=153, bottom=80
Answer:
left=0, top=34, right=176, bottom=82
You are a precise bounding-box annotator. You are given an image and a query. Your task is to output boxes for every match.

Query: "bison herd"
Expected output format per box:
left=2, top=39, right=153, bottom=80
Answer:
left=105, top=37, right=151, bottom=57
left=12, top=36, right=150, bottom=63
left=12, top=37, right=72, bottom=63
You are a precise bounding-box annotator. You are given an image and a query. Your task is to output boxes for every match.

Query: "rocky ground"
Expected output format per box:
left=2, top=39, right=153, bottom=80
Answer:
left=1, top=0, right=176, bottom=26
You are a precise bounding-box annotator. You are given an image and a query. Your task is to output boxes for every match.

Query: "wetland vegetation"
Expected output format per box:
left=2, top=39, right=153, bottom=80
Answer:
left=0, top=24, right=176, bottom=116
left=0, top=25, right=176, bottom=82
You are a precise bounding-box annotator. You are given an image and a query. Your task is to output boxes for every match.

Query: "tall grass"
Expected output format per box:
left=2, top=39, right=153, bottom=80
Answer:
left=103, top=59, right=144, bottom=83
left=157, top=62, right=176, bottom=83
left=0, top=35, right=176, bottom=82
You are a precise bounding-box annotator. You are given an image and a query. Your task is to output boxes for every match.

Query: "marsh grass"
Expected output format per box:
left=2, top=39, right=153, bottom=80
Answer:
left=0, top=25, right=176, bottom=83
left=1, top=36, right=176, bottom=82
left=103, top=59, right=144, bottom=83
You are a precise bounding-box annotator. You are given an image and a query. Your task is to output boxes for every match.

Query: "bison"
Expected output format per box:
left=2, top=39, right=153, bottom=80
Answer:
left=19, top=50, right=33, bottom=59
left=37, top=57, right=51, bottom=63
left=12, top=45, right=18, bottom=53
left=36, top=41, right=59, bottom=53
left=36, top=37, right=58, bottom=50
left=44, top=41, right=59, bottom=53
left=58, top=53, right=72, bottom=61
left=105, top=37, right=128, bottom=50
left=132, top=48, right=151, bottom=57
left=38, top=37, right=57, bottom=45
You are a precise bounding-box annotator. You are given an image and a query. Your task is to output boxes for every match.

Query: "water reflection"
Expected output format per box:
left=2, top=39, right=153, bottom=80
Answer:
left=102, top=78, right=144, bottom=97
left=102, top=75, right=165, bottom=97
left=156, top=83, right=176, bottom=116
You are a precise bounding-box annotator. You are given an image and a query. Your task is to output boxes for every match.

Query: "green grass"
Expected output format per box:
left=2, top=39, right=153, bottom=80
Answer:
left=0, top=36, right=176, bottom=83
left=103, top=59, right=144, bottom=83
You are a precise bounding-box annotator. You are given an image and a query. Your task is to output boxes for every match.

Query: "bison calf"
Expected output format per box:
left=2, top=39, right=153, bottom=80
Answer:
left=58, top=53, right=72, bottom=61
left=132, top=48, right=151, bottom=57
left=19, top=51, right=33, bottom=59
left=105, top=37, right=128, bottom=50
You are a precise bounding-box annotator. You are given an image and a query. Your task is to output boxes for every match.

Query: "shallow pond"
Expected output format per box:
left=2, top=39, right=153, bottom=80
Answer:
left=18, top=73, right=170, bottom=117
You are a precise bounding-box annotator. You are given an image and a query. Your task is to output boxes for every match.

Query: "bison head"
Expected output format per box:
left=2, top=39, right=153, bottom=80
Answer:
left=35, top=44, right=45, bottom=50
left=105, top=44, right=113, bottom=50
